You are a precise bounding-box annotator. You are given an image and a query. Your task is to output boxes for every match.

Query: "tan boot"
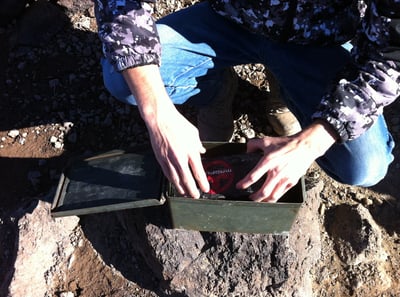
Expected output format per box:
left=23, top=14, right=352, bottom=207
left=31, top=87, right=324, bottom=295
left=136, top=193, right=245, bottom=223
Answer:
left=265, top=68, right=301, bottom=136
left=266, top=105, right=302, bottom=136
left=197, top=68, right=238, bottom=141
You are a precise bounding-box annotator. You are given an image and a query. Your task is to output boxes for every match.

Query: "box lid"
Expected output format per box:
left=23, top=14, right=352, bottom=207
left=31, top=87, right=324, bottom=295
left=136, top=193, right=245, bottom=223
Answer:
left=51, top=150, right=165, bottom=217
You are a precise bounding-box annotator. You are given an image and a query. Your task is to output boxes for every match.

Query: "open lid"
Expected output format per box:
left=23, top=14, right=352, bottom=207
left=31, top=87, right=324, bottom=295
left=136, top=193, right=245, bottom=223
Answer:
left=51, top=150, right=166, bottom=217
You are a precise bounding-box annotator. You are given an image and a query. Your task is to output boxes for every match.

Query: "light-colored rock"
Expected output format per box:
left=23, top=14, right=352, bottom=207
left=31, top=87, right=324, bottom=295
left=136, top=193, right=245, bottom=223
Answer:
left=6, top=200, right=80, bottom=297
left=113, top=181, right=323, bottom=297
left=7, top=130, right=19, bottom=138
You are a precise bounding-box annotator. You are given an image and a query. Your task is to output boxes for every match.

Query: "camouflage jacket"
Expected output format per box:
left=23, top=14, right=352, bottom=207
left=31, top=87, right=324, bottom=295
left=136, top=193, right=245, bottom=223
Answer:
left=94, top=0, right=400, bottom=142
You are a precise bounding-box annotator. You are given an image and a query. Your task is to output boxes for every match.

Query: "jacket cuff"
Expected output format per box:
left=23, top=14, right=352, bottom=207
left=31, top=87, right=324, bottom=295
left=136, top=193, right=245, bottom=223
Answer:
left=112, top=53, right=160, bottom=72
left=312, top=112, right=349, bottom=143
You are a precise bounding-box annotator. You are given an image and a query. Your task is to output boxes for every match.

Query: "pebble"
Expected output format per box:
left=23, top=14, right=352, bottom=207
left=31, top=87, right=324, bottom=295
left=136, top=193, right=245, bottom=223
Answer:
left=243, top=127, right=256, bottom=139
left=374, top=197, right=384, bottom=205
left=361, top=197, right=373, bottom=207
left=50, top=135, right=64, bottom=149
left=50, top=136, right=58, bottom=143
left=8, top=129, right=19, bottom=138
left=54, top=141, right=63, bottom=149
left=238, top=137, right=246, bottom=143
left=318, top=203, right=326, bottom=216
left=18, top=137, right=26, bottom=145
left=308, top=170, right=320, bottom=180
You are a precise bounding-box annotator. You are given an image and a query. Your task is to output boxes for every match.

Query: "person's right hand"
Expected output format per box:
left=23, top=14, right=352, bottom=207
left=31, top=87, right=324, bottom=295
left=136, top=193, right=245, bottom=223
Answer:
left=146, top=102, right=210, bottom=198
left=122, top=64, right=209, bottom=198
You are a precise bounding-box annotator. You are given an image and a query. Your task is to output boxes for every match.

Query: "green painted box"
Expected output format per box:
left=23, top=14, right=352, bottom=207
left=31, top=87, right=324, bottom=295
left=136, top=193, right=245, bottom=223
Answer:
left=51, top=143, right=305, bottom=234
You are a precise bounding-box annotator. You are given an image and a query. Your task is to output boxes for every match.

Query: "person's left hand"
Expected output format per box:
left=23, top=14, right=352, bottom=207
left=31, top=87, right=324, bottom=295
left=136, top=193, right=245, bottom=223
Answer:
left=236, top=121, right=337, bottom=202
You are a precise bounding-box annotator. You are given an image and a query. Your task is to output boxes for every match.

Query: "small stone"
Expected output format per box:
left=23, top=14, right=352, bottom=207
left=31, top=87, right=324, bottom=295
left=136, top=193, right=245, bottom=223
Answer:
left=243, top=128, right=256, bottom=139
left=50, top=136, right=58, bottom=143
left=236, top=137, right=245, bottom=143
left=318, top=203, right=326, bottom=215
left=8, top=129, right=19, bottom=138
left=64, top=121, right=74, bottom=129
left=374, top=197, right=384, bottom=205
left=18, top=137, right=26, bottom=145
left=361, top=197, right=373, bottom=207
left=54, top=141, right=63, bottom=149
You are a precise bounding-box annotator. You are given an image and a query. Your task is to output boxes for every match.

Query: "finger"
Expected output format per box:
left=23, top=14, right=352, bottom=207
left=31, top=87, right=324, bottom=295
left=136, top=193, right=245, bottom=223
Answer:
left=246, top=138, right=263, bottom=153
left=251, top=172, right=295, bottom=202
left=172, top=155, right=201, bottom=198
left=160, top=160, right=186, bottom=196
left=261, top=181, right=293, bottom=203
left=199, top=144, right=206, bottom=154
left=180, top=168, right=201, bottom=198
left=249, top=176, right=275, bottom=202
left=179, top=142, right=208, bottom=197
left=248, top=168, right=282, bottom=202
left=189, top=152, right=209, bottom=193
left=236, top=158, right=271, bottom=189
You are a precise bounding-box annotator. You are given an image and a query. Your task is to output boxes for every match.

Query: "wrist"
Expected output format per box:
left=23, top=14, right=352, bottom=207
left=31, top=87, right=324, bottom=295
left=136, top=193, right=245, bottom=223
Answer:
left=121, top=65, right=174, bottom=122
left=297, top=120, right=338, bottom=157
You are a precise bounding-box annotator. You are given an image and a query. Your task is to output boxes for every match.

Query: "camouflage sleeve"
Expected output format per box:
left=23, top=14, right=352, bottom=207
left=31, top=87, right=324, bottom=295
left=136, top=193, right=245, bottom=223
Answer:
left=312, top=0, right=400, bottom=143
left=94, top=0, right=161, bottom=71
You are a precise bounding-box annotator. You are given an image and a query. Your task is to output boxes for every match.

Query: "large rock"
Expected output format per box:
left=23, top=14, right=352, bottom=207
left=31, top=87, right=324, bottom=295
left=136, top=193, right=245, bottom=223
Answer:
left=1, top=200, right=80, bottom=297
left=109, top=181, right=323, bottom=296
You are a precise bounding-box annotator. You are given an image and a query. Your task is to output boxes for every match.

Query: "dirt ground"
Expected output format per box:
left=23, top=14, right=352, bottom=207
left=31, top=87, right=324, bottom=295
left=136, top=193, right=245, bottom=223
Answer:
left=1, top=1, right=400, bottom=296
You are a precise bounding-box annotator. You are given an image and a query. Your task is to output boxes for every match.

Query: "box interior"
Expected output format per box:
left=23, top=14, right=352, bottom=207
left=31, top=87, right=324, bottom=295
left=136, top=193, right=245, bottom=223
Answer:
left=167, top=142, right=303, bottom=203
left=52, top=151, right=165, bottom=215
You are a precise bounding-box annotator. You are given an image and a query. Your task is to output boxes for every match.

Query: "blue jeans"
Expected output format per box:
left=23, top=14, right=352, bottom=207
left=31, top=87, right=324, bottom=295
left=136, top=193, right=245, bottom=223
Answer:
left=101, top=2, right=394, bottom=187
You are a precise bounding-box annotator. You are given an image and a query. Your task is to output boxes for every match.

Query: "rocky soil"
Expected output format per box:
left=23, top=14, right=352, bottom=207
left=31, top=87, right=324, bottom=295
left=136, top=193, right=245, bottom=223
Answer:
left=1, top=1, right=400, bottom=297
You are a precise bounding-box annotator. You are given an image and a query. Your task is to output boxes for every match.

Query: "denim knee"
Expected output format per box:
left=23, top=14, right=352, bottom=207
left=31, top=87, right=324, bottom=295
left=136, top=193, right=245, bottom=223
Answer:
left=335, top=156, right=391, bottom=187
left=319, top=141, right=394, bottom=187
left=318, top=115, right=394, bottom=187
left=101, top=58, right=138, bottom=105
